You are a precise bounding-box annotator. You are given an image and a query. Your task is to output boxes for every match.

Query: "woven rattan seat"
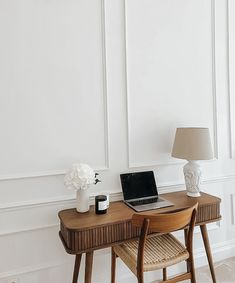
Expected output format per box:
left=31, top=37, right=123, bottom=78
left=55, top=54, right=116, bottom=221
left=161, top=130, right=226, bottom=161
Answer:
left=111, top=204, right=198, bottom=283
left=113, top=234, right=189, bottom=274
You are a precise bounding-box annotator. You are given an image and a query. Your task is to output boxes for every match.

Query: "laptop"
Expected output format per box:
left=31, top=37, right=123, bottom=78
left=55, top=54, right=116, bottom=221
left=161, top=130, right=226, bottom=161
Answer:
left=120, top=171, right=173, bottom=212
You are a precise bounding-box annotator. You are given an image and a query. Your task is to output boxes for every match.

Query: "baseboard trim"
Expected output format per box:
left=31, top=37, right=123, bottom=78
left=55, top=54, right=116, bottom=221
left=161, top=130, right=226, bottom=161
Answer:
left=194, top=238, right=235, bottom=269
left=0, top=260, right=67, bottom=279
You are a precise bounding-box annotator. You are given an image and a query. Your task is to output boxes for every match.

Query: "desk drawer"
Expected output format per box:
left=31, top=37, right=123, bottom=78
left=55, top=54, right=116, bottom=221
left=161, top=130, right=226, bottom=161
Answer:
left=60, top=221, right=141, bottom=254
left=60, top=201, right=220, bottom=254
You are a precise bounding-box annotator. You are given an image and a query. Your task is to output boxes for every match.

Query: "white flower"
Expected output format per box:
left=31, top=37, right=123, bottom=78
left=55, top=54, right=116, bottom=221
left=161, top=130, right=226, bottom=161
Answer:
left=64, top=163, right=98, bottom=190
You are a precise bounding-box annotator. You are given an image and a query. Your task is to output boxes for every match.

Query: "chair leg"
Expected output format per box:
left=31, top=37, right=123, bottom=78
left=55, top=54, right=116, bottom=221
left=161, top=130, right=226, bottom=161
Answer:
left=137, top=273, right=144, bottom=283
left=163, top=268, right=167, bottom=281
left=190, top=265, right=196, bottom=283
left=189, top=257, right=196, bottom=283
left=111, top=248, right=117, bottom=283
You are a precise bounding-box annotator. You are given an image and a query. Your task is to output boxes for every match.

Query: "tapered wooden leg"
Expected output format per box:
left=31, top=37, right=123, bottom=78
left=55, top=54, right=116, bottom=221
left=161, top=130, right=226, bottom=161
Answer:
left=184, top=227, right=196, bottom=283
left=163, top=268, right=167, bottom=280
left=184, top=228, right=188, bottom=246
left=85, top=251, right=94, bottom=283
left=188, top=252, right=196, bottom=283
left=137, top=273, right=144, bottom=283
left=190, top=261, right=196, bottom=283
left=184, top=228, right=190, bottom=273
left=72, top=254, right=82, bottom=283
left=200, top=224, right=217, bottom=283
left=111, top=248, right=117, bottom=283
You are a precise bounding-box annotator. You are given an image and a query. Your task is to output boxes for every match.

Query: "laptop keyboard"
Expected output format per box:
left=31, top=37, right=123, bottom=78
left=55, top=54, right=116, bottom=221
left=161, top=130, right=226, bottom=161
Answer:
left=129, top=197, right=160, bottom=206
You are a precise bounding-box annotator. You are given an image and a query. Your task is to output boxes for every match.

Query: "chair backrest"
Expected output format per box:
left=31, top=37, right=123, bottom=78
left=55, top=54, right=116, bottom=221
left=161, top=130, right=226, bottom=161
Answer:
left=132, top=203, right=198, bottom=233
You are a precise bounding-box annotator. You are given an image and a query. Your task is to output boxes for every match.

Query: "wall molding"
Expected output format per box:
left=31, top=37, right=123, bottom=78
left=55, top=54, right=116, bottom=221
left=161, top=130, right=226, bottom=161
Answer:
left=0, top=0, right=110, bottom=181
left=231, top=192, right=235, bottom=224
left=124, top=0, right=219, bottom=169
left=101, top=0, right=110, bottom=170
left=0, top=195, right=76, bottom=212
left=227, top=0, right=234, bottom=159
left=0, top=165, right=109, bottom=182
left=1, top=174, right=234, bottom=236
left=0, top=192, right=122, bottom=213
left=1, top=173, right=235, bottom=213
left=1, top=238, right=235, bottom=280
left=194, top=240, right=235, bottom=266
left=211, top=0, right=219, bottom=160
left=203, top=173, right=235, bottom=184
left=0, top=224, right=59, bottom=237
left=0, top=185, right=181, bottom=213
left=0, top=260, right=68, bottom=280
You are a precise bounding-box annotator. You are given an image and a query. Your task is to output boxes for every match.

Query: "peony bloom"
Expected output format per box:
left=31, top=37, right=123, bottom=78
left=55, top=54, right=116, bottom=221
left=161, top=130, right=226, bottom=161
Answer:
left=64, top=163, right=100, bottom=190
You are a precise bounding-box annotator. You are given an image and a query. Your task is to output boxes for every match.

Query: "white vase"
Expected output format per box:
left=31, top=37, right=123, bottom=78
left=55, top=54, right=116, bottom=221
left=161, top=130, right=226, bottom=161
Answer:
left=76, top=186, right=90, bottom=213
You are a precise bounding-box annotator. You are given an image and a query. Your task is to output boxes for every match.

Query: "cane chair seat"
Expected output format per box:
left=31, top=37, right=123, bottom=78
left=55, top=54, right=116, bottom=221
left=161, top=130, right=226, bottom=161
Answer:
left=113, top=233, right=189, bottom=275
left=111, top=204, right=198, bottom=283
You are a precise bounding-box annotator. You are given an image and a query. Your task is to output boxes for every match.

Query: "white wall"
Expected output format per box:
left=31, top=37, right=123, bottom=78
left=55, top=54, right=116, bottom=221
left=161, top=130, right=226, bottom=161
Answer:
left=0, top=0, right=235, bottom=282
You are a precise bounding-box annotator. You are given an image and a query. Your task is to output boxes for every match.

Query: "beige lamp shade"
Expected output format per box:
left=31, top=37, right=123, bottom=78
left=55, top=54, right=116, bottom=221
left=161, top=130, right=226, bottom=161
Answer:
left=171, top=127, right=213, bottom=160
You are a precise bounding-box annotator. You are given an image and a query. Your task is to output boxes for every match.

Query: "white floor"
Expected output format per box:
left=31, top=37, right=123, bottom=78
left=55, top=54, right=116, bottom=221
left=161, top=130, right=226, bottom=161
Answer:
left=194, top=257, right=235, bottom=283
left=150, top=257, right=235, bottom=283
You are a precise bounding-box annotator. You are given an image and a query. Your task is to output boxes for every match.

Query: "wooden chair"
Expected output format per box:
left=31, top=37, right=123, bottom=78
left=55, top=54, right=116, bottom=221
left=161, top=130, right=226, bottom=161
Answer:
left=111, top=203, right=198, bottom=283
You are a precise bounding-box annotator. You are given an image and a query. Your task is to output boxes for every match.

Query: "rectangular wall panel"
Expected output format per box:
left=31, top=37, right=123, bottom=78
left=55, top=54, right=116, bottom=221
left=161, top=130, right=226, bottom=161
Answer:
left=125, top=0, right=216, bottom=167
left=0, top=0, right=108, bottom=178
left=229, top=0, right=235, bottom=158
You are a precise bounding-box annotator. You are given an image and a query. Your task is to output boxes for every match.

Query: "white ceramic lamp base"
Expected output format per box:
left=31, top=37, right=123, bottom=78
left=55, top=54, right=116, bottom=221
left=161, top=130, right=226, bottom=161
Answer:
left=183, top=160, right=202, bottom=197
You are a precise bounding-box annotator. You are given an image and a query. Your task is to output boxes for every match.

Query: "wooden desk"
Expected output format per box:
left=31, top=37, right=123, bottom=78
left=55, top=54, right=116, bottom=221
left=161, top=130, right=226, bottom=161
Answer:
left=59, top=191, right=221, bottom=283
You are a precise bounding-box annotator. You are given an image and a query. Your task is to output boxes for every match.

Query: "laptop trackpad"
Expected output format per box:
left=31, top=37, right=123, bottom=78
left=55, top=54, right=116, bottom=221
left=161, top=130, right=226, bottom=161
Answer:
left=128, top=198, right=173, bottom=212
left=129, top=197, right=160, bottom=206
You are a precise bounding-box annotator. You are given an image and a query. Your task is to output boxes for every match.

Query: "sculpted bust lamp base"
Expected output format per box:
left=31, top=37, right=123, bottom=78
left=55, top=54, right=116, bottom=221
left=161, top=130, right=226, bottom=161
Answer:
left=171, top=127, right=214, bottom=198
left=183, top=160, right=201, bottom=197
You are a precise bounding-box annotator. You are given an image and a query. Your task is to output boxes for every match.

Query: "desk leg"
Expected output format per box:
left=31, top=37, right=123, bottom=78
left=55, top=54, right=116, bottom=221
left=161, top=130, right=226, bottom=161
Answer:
left=85, top=251, right=94, bottom=283
left=72, top=254, right=82, bottom=283
left=200, top=224, right=217, bottom=283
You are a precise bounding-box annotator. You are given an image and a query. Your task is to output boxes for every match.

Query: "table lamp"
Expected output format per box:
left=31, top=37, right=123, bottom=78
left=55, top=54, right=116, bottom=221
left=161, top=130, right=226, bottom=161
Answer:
left=171, top=127, right=213, bottom=197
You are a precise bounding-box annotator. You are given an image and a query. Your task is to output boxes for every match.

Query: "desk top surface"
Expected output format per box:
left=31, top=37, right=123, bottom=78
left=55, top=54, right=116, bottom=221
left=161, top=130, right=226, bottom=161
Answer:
left=58, top=191, right=221, bottom=231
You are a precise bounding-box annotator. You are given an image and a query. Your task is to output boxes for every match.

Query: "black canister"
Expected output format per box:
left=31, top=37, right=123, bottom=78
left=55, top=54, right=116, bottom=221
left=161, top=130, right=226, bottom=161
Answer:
left=95, top=195, right=108, bottom=214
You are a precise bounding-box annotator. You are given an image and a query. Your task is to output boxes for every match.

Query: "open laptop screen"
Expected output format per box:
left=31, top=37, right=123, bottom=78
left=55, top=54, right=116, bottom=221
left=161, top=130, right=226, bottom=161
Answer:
left=120, top=171, right=158, bottom=200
